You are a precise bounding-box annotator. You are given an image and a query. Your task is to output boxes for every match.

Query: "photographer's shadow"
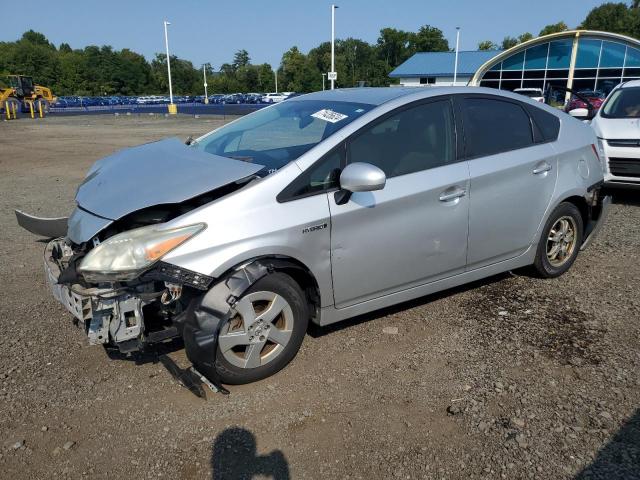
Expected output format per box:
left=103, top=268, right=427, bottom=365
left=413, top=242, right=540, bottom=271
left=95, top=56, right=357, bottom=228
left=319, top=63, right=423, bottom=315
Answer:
left=211, top=427, right=290, bottom=480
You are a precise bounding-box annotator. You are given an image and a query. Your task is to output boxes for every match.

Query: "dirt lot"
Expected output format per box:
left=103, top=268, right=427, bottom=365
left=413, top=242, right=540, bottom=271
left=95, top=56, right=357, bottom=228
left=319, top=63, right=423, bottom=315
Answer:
left=0, top=115, right=639, bottom=480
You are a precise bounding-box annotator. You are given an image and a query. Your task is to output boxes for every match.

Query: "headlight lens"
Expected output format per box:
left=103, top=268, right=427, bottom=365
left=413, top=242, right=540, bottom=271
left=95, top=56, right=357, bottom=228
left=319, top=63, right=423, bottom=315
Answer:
left=78, top=223, right=205, bottom=282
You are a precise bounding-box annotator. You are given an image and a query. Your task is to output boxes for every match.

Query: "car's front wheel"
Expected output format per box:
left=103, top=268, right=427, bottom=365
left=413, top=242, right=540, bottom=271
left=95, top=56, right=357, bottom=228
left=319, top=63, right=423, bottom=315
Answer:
left=531, top=202, right=584, bottom=278
left=213, top=272, right=309, bottom=384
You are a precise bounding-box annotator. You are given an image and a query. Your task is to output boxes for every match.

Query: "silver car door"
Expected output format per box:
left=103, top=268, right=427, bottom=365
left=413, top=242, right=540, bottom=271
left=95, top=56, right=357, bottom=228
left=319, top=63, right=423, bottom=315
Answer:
left=458, top=95, right=558, bottom=269
left=329, top=98, right=470, bottom=309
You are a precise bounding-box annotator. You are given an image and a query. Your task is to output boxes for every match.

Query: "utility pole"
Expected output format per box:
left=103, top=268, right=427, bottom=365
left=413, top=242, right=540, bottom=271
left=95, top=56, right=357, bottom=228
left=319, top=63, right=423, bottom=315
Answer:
left=453, top=27, right=461, bottom=86
left=322, top=73, right=326, bottom=90
left=275, top=69, right=278, bottom=93
left=163, top=20, right=176, bottom=113
left=203, top=64, right=209, bottom=104
left=330, top=5, right=338, bottom=89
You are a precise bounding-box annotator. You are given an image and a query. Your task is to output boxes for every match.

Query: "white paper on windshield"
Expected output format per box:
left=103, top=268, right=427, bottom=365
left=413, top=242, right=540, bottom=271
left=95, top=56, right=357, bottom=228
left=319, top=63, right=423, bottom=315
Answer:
left=311, top=109, right=348, bottom=123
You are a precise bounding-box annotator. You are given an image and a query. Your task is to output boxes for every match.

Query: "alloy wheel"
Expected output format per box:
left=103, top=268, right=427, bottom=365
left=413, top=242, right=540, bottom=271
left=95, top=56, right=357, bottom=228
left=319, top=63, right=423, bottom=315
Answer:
left=218, top=291, right=294, bottom=369
left=546, top=216, right=578, bottom=267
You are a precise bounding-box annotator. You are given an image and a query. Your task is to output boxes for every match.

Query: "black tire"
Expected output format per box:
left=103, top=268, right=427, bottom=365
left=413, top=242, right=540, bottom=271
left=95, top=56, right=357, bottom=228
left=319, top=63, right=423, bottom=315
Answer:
left=531, top=202, right=584, bottom=278
left=214, top=272, right=309, bottom=384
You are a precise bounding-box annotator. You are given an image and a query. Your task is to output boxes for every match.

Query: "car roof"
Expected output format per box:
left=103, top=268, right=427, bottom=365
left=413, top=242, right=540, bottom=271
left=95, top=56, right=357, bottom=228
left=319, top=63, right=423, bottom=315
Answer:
left=293, top=87, right=425, bottom=106
left=290, top=86, right=555, bottom=107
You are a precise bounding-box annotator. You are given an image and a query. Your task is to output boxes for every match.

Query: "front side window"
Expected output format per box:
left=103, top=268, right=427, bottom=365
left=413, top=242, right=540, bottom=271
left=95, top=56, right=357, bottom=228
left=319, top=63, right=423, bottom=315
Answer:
left=601, top=87, right=640, bottom=118
left=461, top=97, right=533, bottom=158
left=347, top=100, right=456, bottom=178
left=278, top=146, right=344, bottom=201
left=193, top=100, right=373, bottom=175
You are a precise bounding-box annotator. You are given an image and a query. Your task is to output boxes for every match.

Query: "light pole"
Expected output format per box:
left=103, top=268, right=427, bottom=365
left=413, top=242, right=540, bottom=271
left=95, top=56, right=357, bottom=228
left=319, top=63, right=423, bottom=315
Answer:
left=453, top=27, right=460, bottom=86
left=274, top=69, right=278, bottom=93
left=330, top=4, right=338, bottom=89
left=163, top=20, right=176, bottom=114
left=322, top=73, right=326, bottom=90
left=202, top=63, right=209, bottom=104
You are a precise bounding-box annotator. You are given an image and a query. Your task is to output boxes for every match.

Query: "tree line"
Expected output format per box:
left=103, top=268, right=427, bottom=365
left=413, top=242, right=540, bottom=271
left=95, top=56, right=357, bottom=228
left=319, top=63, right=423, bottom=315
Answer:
left=1, top=2, right=639, bottom=96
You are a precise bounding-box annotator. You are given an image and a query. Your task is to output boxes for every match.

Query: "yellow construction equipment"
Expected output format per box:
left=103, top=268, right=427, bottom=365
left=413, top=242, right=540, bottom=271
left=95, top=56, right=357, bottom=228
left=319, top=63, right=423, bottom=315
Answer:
left=0, top=75, right=56, bottom=119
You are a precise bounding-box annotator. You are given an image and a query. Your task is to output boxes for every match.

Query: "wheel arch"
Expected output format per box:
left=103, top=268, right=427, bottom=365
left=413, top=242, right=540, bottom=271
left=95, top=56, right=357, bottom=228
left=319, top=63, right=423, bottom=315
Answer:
left=219, top=255, right=322, bottom=325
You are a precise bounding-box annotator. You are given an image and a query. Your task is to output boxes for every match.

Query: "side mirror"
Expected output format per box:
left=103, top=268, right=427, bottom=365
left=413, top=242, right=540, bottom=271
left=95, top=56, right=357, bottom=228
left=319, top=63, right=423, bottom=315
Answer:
left=569, top=108, right=592, bottom=120
left=335, top=162, right=386, bottom=205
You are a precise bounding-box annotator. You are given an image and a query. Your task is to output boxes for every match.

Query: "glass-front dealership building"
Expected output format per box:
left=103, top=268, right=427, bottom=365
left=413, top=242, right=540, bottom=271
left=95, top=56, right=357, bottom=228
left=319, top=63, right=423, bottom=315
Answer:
left=470, top=30, right=640, bottom=96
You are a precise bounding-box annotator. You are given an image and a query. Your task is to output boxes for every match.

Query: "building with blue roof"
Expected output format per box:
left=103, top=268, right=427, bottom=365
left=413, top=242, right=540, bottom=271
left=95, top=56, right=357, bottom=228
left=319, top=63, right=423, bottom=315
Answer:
left=389, top=50, right=502, bottom=87
left=390, top=30, right=640, bottom=99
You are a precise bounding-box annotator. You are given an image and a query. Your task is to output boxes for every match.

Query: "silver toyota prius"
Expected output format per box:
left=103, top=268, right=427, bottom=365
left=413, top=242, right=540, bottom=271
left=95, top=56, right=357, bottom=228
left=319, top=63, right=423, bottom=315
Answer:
left=18, top=87, right=611, bottom=387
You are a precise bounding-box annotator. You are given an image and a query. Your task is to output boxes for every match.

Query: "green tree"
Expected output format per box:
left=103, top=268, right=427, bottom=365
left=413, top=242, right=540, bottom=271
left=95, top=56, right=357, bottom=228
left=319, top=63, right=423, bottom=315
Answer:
left=501, top=36, right=519, bottom=50
left=518, top=32, right=534, bottom=43
left=280, top=46, right=316, bottom=91
left=377, top=28, right=412, bottom=69
left=409, top=25, right=450, bottom=53
left=581, top=2, right=635, bottom=35
left=478, top=40, right=499, bottom=50
left=232, top=49, right=250, bottom=70
left=539, top=21, right=568, bottom=36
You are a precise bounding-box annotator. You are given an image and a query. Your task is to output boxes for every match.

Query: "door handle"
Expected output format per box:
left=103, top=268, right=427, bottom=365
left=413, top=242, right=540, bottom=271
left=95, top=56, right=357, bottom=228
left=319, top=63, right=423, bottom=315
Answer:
left=533, top=162, right=552, bottom=175
left=439, top=187, right=466, bottom=202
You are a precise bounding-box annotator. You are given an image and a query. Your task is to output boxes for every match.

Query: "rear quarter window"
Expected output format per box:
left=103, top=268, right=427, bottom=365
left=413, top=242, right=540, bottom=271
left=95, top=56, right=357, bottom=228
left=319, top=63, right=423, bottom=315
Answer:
left=526, top=105, right=561, bottom=143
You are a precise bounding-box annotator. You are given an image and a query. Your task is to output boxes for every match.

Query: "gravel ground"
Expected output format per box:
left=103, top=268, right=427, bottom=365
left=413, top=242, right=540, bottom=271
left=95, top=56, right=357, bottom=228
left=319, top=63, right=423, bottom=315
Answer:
left=0, top=115, right=638, bottom=480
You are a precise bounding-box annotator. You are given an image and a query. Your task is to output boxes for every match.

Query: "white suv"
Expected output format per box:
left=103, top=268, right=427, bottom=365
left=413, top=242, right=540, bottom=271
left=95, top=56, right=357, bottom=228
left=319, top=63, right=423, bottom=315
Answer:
left=262, top=92, right=288, bottom=103
left=590, top=80, right=640, bottom=187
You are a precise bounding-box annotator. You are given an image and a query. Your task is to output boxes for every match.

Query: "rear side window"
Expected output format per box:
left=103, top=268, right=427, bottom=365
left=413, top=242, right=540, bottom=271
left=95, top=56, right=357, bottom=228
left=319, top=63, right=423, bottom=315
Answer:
left=461, top=98, right=534, bottom=158
left=526, top=105, right=561, bottom=142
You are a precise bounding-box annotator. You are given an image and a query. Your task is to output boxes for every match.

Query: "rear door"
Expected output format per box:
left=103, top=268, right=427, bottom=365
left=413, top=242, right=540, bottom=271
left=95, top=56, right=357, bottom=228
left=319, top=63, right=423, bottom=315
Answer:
left=458, top=95, right=558, bottom=269
left=329, top=97, right=470, bottom=308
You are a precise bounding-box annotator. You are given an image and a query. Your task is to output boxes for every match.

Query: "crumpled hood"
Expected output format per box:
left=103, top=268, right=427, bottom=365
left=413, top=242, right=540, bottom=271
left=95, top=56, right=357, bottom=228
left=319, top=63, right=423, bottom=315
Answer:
left=592, top=116, right=640, bottom=140
left=76, top=137, right=263, bottom=220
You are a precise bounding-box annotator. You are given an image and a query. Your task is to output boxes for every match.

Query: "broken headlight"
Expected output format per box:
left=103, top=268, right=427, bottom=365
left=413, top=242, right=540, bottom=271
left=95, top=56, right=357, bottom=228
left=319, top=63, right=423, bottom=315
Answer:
left=78, top=223, right=205, bottom=282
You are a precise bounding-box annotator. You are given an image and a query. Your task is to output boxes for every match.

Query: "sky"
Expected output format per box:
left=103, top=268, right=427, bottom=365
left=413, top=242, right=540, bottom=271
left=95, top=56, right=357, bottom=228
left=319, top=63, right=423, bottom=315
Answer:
left=1, top=0, right=613, bottom=68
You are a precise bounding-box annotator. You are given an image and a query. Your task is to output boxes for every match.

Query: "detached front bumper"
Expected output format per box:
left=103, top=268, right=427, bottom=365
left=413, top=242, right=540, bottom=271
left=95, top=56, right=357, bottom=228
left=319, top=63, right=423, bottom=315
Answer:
left=44, top=239, right=145, bottom=348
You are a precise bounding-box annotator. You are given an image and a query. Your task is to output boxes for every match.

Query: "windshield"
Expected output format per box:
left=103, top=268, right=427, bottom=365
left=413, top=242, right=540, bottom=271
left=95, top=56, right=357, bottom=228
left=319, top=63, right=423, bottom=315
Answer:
left=601, top=87, right=640, bottom=118
left=193, top=99, right=373, bottom=175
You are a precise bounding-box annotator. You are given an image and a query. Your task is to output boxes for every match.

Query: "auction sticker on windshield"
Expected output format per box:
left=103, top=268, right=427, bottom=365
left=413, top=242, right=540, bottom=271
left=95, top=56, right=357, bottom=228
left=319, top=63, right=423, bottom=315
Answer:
left=312, top=109, right=348, bottom=123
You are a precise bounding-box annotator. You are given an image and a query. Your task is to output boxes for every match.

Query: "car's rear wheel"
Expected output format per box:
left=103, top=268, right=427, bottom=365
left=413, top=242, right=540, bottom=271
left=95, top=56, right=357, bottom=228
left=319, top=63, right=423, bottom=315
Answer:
left=531, top=202, right=583, bottom=278
left=214, top=272, right=309, bottom=384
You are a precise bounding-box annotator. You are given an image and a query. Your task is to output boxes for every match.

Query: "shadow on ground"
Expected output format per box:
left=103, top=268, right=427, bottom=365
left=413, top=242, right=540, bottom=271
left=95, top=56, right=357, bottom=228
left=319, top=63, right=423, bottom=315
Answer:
left=211, top=427, right=290, bottom=479
left=575, top=408, right=640, bottom=479
left=307, top=271, right=513, bottom=338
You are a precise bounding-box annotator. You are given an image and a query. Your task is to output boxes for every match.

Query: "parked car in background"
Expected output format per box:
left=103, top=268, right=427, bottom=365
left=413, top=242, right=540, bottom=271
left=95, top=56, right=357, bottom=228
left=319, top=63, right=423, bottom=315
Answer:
left=514, top=88, right=544, bottom=103
left=565, top=90, right=605, bottom=113
left=590, top=80, right=640, bottom=187
left=245, top=93, right=263, bottom=104
left=262, top=92, right=288, bottom=103
left=208, top=94, right=225, bottom=104
left=20, top=87, right=610, bottom=387
left=223, top=93, right=245, bottom=104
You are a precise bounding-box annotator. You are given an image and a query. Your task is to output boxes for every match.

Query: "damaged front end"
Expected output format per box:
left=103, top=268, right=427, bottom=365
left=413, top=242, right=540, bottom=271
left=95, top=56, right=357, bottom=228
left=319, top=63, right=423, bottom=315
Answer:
left=43, top=234, right=213, bottom=353
left=22, top=137, right=268, bottom=382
